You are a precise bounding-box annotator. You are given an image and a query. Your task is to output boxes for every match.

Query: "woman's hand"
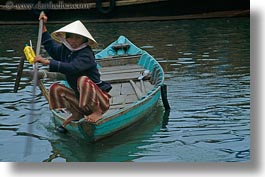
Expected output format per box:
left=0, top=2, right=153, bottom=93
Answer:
left=34, top=55, right=50, bottom=65
left=39, top=12, right=48, bottom=32
left=39, top=12, right=48, bottom=23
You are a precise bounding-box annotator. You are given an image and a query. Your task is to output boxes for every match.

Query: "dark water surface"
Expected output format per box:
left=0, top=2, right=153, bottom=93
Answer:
left=0, top=17, right=250, bottom=162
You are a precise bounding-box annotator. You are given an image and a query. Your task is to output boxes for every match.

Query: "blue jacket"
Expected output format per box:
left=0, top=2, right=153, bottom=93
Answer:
left=42, top=32, right=111, bottom=97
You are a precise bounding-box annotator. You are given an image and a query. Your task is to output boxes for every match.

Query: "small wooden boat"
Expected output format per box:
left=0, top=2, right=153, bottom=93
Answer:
left=21, top=35, right=169, bottom=142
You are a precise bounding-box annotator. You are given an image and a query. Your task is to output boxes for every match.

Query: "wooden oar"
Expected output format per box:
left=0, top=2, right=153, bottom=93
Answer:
left=24, top=11, right=44, bottom=157
left=13, top=56, right=25, bottom=93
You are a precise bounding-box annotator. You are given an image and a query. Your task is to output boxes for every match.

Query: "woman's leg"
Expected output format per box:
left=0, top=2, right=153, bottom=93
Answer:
left=77, top=76, right=111, bottom=122
left=49, top=83, right=83, bottom=127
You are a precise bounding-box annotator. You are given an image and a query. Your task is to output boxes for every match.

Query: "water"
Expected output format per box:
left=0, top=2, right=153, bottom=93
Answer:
left=0, top=17, right=250, bottom=162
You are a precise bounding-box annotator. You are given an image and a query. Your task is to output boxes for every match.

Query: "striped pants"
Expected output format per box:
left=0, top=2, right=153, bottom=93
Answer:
left=49, top=76, right=111, bottom=116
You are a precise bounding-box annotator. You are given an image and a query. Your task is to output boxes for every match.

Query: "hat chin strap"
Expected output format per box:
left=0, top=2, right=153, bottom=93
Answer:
left=60, top=36, right=88, bottom=52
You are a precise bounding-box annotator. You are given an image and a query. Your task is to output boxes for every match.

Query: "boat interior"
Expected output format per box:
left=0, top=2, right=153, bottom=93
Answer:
left=53, top=54, right=155, bottom=119
left=97, top=55, right=155, bottom=115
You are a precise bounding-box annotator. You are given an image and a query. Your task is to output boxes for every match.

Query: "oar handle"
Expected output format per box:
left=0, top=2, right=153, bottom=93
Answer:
left=36, top=11, right=44, bottom=56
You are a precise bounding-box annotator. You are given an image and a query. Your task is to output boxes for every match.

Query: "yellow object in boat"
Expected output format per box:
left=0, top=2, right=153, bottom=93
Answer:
left=23, top=45, right=35, bottom=64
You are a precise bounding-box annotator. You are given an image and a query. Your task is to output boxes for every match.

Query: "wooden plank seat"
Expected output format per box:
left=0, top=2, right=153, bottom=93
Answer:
left=100, top=64, right=145, bottom=83
left=96, top=55, right=141, bottom=67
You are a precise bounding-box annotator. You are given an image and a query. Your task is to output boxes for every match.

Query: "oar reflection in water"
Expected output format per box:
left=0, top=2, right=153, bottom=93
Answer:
left=24, top=12, right=44, bottom=157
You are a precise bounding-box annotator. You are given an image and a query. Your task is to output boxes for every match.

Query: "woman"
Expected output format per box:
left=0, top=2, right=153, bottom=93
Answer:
left=34, top=13, right=112, bottom=132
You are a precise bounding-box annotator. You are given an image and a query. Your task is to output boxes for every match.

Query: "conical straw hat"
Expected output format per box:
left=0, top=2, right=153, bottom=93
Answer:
left=51, top=20, right=98, bottom=48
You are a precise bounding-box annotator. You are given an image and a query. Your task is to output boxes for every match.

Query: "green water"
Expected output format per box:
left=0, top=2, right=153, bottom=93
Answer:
left=0, top=17, right=250, bottom=162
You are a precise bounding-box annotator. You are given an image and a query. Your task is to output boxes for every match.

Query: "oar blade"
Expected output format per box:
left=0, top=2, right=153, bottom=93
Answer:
left=14, top=56, right=25, bottom=93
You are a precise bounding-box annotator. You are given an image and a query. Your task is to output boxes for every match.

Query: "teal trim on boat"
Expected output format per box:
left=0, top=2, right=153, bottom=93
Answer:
left=50, top=35, right=166, bottom=142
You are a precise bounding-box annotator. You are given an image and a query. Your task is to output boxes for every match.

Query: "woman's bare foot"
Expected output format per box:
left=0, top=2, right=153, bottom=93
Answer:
left=84, top=110, right=102, bottom=123
left=63, top=109, right=82, bottom=127
left=56, top=108, right=82, bottom=133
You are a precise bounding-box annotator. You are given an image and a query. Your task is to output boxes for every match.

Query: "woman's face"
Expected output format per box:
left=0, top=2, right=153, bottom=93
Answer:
left=66, top=33, right=87, bottom=49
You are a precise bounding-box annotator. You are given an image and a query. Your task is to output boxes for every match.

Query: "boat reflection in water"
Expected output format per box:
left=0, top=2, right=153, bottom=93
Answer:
left=44, top=106, right=167, bottom=162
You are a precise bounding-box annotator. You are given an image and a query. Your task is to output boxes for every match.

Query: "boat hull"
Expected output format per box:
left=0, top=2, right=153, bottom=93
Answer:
left=51, top=85, right=162, bottom=142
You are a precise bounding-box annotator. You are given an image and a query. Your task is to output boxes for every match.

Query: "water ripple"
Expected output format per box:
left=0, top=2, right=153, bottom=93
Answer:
left=0, top=17, right=250, bottom=162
